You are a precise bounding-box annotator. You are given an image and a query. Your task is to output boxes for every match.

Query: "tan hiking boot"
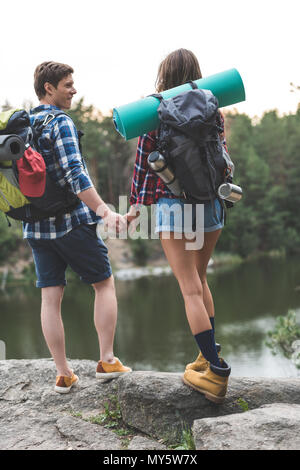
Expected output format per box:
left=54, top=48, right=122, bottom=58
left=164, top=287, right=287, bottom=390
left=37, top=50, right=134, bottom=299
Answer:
left=96, top=357, right=132, bottom=379
left=185, top=343, right=221, bottom=372
left=55, top=371, right=79, bottom=394
left=182, top=358, right=231, bottom=404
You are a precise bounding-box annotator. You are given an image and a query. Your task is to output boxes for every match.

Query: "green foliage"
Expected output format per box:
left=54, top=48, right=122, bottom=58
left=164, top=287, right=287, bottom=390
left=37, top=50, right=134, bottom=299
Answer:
left=88, top=395, right=134, bottom=447
left=0, top=215, right=21, bottom=264
left=266, top=310, right=300, bottom=358
left=90, top=395, right=122, bottom=428
left=128, top=238, right=151, bottom=266
left=171, top=427, right=195, bottom=450
left=21, top=261, right=36, bottom=282
left=218, top=107, right=300, bottom=258
left=68, top=410, right=83, bottom=418
left=237, top=397, right=249, bottom=412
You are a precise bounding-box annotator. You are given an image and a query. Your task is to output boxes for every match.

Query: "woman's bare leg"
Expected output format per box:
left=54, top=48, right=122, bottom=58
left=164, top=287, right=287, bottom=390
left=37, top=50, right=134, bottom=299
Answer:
left=160, top=233, right=211, bottom=334
left=195, top=229, right=222, bottom=319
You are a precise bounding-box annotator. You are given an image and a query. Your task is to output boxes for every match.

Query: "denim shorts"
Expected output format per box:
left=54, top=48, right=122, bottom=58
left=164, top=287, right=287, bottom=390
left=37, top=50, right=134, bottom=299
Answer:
left=27, top=224, right=112, bottom=288
left=155, top=197, right=224, bottom=233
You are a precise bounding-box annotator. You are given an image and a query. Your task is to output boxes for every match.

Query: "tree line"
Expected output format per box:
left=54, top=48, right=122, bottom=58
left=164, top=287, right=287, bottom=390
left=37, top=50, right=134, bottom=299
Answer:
left=0, top=99, right=299, bottom=263
left=218, top=108, right=300, bottom=257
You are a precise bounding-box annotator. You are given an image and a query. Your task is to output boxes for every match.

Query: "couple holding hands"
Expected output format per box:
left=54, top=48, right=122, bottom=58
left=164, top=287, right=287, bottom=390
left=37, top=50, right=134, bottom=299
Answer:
left=27, top=49, right=230, bottom=403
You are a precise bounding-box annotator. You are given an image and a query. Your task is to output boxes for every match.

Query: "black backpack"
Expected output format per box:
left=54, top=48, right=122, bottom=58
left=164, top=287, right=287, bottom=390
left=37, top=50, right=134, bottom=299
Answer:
left=0, top=108, right=80, bottom=224
left=153, top=85, right=235, bottom=206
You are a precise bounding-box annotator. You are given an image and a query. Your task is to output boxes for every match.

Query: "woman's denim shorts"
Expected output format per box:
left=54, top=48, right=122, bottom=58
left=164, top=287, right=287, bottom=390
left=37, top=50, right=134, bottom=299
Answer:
left=155, top=197, right=224, bottom=233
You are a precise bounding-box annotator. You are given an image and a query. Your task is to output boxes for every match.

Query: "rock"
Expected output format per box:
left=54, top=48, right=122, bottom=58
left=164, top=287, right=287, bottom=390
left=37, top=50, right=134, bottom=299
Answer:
left=117, top=371, right=300, bottom=442
left=1, top=359, right=300, bottom=449
left=192, top=403, right=300, bottom=450
left=127, top=436, right=167, bottom=450
left=0, top=359, right=118, bottom=414
left=117, top=371, right=201, bottom=442
left=0, top=359, right=121, bottom=450
left=56, top=416, right=120, bottom=450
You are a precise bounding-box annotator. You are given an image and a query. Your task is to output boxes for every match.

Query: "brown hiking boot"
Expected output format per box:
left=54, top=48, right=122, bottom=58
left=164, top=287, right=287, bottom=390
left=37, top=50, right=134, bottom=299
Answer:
left=182, top=358, right=231, bottom=404
left=185, top=343, right=221, bottom=372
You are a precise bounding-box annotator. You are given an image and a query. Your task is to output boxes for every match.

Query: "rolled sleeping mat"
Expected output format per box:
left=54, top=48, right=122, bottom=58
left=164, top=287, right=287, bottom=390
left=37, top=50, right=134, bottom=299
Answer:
left=113, top=68, right=245, bottom=140
left=0, top=134, right=25, bottom=162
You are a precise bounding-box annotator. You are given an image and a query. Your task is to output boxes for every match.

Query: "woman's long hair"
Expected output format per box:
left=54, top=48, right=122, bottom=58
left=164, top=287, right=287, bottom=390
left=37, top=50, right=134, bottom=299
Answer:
left=155, top=49, right=202, bottom=93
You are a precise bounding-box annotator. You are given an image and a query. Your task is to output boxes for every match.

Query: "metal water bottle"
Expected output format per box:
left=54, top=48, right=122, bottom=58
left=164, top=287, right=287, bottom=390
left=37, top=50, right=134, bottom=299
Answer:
left=218, top=183, right=243, bottom=203
left=148, top=151, right=181, bottom=196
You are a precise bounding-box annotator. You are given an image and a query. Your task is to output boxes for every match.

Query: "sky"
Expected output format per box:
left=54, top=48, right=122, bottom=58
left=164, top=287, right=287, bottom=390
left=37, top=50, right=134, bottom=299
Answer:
left=0, top=0, right=299, bottom=120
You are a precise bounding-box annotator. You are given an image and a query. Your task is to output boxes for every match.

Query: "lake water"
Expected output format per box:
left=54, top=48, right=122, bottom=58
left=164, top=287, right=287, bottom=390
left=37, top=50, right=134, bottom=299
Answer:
left=1, top=255, right=300, bottom=378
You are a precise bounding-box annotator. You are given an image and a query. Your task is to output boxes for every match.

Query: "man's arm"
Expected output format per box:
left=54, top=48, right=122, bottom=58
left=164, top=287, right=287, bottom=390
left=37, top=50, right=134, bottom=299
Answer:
left=52, top=115, right=126, bottom=230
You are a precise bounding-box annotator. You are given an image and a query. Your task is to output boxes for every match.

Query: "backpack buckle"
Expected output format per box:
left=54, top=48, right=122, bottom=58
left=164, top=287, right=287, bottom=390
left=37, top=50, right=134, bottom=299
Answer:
left=42, top=114, right=56, bottom=127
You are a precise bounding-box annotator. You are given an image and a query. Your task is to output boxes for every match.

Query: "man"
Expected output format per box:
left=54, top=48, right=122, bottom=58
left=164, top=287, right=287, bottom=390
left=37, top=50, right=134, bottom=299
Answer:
left=25, top=61, right=131, bottom=393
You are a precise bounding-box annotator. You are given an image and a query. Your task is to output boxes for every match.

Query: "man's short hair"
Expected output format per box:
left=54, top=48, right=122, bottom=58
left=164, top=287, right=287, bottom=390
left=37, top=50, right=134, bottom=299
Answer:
left=34, top=61, right=74, bottom=99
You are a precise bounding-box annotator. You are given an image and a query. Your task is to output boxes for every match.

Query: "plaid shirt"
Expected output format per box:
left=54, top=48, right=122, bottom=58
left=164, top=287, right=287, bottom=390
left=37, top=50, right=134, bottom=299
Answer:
left=130, top=112, right=227, bottom=206
left=23, top=105, right=99, bottom=239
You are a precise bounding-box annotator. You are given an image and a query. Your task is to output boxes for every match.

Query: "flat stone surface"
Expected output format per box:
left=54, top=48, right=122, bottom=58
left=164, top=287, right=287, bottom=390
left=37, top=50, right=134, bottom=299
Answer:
left=193, top=403, right=300, bottom=450
left=127, top=436, right=167, bottom=450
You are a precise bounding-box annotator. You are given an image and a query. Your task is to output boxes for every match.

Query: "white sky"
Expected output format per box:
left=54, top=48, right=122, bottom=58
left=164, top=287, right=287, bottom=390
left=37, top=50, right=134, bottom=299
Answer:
left=0, top=0, right=299, bottom=120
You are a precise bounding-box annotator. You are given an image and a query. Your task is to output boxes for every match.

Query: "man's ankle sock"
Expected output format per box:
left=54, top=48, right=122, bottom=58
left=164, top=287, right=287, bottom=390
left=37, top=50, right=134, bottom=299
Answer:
left=194, top=329, right=221, bottom=368
left=209, top=316, right=215, bottom=333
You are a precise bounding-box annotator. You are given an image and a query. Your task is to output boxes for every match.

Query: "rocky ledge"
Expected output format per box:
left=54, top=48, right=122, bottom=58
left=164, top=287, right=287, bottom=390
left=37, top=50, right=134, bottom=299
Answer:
left=0, top=359, right=300, bottom=450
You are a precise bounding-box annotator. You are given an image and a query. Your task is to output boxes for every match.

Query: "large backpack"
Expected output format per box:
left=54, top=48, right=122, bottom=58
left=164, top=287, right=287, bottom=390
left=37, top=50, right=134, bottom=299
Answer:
left=0, top=108, right=80, bottom=224
left=153, top=85, right=235, bottom=206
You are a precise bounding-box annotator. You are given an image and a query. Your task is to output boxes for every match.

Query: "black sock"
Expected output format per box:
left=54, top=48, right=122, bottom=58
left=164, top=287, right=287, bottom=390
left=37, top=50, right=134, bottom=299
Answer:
left=209, top=316, right=215, bottom=333
left=194, top=329, right=221, bottom=368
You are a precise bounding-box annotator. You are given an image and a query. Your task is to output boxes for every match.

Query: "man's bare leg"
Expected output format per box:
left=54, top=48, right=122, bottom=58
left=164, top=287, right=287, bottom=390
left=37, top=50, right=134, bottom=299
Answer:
left=41, top=285, right=72, bottom=377
left=93, top=275, right=117, bottom=364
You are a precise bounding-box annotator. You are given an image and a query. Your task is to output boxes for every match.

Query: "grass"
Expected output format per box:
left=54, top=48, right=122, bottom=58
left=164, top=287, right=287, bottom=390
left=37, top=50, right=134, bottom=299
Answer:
left=237, top=397, right=249, bottom=412
left=170, top=426, right=195, bottom=450
left=86, top=394, right=135, bottom=448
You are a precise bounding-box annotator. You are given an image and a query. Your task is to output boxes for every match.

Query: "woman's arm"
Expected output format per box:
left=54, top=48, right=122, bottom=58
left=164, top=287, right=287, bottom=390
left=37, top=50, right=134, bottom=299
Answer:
left=129, top=132, right=156, bottom=205
left=127, top=132, right=156, bottom=223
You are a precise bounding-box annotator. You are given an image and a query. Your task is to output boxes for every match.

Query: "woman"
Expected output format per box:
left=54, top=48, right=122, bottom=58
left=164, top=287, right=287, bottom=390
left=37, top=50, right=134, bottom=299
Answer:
left=126, top=49, right=231, bottom=403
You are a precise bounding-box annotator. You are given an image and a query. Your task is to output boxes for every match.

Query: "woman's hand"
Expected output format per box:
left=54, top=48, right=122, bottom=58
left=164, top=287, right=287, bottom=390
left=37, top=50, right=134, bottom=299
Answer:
left=124, top=205, right=140, bottom=225
left=124, top=205, right=141, bottom=236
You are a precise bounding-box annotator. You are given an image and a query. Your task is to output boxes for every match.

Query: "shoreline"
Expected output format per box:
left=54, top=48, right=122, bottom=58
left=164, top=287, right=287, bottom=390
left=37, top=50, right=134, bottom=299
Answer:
left=0, top=239, right=286, bottom=288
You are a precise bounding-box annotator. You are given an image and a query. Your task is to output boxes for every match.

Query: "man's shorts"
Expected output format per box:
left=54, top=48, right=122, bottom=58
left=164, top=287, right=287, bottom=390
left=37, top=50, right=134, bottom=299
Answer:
left=27, top=224, right=112, bottom=288
left=155, top=197, right=224, bottom=233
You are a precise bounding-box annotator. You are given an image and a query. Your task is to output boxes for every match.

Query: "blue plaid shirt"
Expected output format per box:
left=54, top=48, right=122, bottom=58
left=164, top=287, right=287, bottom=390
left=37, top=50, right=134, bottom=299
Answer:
left=23, top=105, right=100, bottom=239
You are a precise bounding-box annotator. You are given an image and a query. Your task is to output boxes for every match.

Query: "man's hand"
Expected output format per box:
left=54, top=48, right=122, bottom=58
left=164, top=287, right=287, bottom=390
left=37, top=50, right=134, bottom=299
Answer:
left=77, top=188, right=127, bottom=235
left=97, top=203, right=127, bottom=234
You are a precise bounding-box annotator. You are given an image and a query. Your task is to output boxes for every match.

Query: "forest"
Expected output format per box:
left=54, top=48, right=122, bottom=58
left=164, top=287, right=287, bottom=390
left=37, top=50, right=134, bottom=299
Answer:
left=1, top=97, right=300, bottom=263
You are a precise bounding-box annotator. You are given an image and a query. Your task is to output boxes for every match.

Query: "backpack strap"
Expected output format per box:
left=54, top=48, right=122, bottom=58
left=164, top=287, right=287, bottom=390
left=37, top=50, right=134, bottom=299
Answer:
left=148, top=93, right=163, bottom=102
left=187, top=80, right=198, bottom=90
left=32, top=109, right=67, bottom=140
left=32, top=110, right=84, bottom=156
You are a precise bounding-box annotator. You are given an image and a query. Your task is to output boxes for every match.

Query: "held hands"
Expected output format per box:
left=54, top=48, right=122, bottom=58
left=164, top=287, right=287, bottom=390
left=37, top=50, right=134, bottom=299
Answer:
left=96, top=203, right=141, bottom=237
left=124, top=205, right=140, bottom=236
left=97, top=203, right=127, bottom=235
